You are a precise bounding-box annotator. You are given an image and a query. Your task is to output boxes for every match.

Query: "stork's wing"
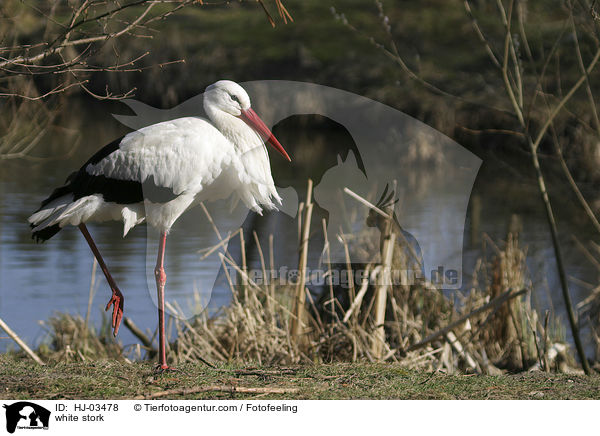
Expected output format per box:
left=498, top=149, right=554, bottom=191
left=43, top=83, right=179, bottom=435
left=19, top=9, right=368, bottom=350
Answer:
left=73, top=117, right=235, bottom=204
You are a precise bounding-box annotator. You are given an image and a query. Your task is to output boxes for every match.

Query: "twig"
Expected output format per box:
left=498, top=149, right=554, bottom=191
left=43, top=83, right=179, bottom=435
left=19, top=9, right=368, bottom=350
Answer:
left=550, top=128, right=600, bottom=235
left=573, top=235, right=600, bottom=269
left=0, top=317, right=45, bottom=365
left=446, top=331, right=479, bottom=373
left=343, top=265, right=373, bottom=323
left=134, top=385, right=299, bottom=399
left=464, top=0, right=501, bottom=68
left=571, top=9, right=600, bottom=135
left=526, top=312, right=544, bottom=371
left=407, top=288, right=527, bottom=353
left=198, top=229, right=241, bottom=260
left=0, top=2, right=157, bottom=69
left=219, top=254, right=301, bottom=323
left=256, top=0, right=276, bottom=27
left=543, top=311, right=550, bottom=372
left=213, top=368, right=298, bottom=376
left=343, top=187, right=390, bottom=219
left=532, top=47, right=600, bottom=150
left=124, top=317, right=155, bottom=351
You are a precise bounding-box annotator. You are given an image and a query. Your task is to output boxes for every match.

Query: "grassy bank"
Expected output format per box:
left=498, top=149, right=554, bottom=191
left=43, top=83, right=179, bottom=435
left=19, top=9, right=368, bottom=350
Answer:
left=1, top=354, right=599, bottom=400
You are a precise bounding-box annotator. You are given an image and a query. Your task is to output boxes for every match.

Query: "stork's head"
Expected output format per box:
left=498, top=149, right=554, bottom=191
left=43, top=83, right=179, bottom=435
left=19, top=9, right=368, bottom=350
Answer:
left=204, top=80, right=250, bottom=116
left=204, top=80, right=291, bottom=161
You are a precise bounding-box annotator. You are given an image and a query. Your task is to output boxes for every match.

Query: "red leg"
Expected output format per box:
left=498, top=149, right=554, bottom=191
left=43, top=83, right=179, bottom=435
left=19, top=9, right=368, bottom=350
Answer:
left=154, top=231, right=172, bottom=371
left=78, top=224, right=124, bottom=336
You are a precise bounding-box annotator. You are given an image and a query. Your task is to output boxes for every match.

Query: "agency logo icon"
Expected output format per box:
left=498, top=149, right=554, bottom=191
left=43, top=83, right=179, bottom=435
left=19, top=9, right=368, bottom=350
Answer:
left=3, top=402, right=50, bottom=433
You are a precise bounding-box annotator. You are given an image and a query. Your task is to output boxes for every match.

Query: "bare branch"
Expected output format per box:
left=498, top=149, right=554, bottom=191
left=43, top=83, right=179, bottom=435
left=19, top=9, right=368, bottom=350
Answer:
left=571, top=9, right=600, bottom=135
left=532, top=47, right=600, bottom=149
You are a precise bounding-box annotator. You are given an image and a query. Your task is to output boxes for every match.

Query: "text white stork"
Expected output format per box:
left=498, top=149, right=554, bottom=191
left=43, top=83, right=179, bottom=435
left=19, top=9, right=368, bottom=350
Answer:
left=28, top=80, right=291, bottom=370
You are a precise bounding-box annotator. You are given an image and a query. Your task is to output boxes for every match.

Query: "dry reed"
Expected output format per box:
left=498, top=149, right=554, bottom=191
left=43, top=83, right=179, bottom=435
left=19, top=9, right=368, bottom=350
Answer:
left=37, top=313, right=124, bottom=363
left=165, top=182, right=575, bottom=374
left=26, top=181, right=578, bottom=374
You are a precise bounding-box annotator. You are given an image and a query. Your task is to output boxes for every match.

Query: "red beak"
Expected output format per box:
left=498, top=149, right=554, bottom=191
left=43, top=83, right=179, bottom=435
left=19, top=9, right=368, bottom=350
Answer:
left=240, top=108, right=291, bottom=161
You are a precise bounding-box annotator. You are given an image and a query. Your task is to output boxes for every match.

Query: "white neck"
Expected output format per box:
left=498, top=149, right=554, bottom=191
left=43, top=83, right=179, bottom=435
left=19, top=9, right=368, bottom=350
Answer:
left=205, top=104, right=265, bottom=157
left=203, top=96, right=280, bottom=212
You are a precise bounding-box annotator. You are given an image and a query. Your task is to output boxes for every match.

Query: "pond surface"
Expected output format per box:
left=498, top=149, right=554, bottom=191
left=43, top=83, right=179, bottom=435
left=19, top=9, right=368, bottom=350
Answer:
left=0, top=101, right=598, bottom=355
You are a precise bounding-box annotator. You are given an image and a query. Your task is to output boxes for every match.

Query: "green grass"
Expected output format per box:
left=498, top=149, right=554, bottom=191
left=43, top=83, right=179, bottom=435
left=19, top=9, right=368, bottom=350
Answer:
left=2, top=354, right=599, bottom=400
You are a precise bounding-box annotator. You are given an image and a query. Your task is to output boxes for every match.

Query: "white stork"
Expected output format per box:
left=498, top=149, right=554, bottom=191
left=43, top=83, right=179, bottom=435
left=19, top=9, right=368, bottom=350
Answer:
left=28, top=80, right=291, bottom=370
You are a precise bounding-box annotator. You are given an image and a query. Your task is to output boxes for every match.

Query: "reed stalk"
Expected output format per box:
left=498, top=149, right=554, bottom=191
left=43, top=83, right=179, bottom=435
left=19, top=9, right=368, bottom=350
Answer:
left=291, top=179, right=313, bottom=342
left=371, top=227, right=394, bottom=359
left=85, top=258, right=98, bottom=329
left=0, top=317, right=45, bottom=365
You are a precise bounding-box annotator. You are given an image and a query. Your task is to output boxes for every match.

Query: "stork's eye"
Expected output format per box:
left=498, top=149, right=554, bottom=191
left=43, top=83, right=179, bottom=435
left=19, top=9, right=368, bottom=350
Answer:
left=230, top=94, right=240, bottom=104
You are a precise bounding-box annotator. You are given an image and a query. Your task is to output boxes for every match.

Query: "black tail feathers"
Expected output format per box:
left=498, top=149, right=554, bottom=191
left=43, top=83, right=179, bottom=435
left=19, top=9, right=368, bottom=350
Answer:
left=31, top=223, right=62, bottom=243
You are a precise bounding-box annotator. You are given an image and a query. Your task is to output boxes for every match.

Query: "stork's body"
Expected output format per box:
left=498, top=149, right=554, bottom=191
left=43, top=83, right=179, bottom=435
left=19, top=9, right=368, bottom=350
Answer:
left=28, top=80, right=291, bottom=370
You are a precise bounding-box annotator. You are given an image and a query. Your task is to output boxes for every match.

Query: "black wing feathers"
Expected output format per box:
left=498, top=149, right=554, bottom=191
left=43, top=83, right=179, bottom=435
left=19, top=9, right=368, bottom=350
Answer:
left=32, top=135, right=179, bottom=242
left=32, top=224, right=61, bottom=243
left=37, top=135, right=178, bottom=207
left=70, top=172, right=177, bottom=204
left=85, top=137, right=123, bottom=166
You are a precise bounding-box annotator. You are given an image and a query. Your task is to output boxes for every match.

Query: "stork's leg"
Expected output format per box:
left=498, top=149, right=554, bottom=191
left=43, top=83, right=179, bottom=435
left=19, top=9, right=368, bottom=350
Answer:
left=78, top=224, right=124, bottom=336
left=154, top=231, right=171, bottom=370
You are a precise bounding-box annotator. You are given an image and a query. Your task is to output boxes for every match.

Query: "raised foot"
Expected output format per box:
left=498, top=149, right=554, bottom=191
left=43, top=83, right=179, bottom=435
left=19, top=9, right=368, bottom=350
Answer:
left=105, top=290, right=124, bottom=336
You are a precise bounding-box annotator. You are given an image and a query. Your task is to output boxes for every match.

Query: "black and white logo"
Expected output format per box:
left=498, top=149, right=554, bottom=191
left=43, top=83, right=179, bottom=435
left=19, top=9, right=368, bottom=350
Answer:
left=3, top=402, right=50, bottom=433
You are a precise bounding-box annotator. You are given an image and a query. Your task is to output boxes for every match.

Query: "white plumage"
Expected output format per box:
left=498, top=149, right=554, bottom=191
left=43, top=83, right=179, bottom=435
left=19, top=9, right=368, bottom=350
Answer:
left=30, top=81, right=288, bottom=238
left=28, top=80, right=291, bottom=370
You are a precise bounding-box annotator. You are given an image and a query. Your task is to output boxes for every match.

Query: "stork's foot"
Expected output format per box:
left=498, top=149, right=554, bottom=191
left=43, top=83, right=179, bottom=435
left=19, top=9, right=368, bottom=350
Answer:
left=105, top=289, right=124, bottom=336
left=154, top=363, right=178, bottom=374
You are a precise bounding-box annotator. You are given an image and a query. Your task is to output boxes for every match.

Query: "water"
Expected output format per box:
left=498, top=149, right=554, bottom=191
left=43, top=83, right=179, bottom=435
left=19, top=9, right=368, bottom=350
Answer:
left=0, top=104, right=598, bottom=355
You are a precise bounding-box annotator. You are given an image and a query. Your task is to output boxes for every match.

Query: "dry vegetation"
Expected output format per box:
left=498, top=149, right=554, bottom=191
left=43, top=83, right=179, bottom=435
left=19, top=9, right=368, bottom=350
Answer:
left=21, top=181, right=582, bottom=377
left=36, top=314, right=124, bottom=363
left=165, top=184, right=574, bottom=374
